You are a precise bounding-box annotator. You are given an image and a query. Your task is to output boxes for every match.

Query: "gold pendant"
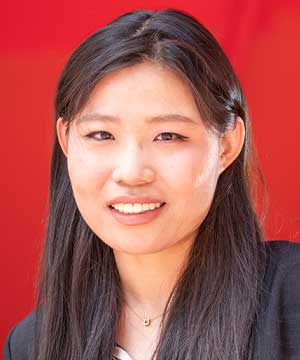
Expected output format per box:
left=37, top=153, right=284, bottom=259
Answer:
left=143, top=318, right=151, bottom=326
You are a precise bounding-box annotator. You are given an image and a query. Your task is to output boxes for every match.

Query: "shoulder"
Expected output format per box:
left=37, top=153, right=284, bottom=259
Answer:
left=3, top=309, right=37, bottom=360
left=263, top=239, right=300, bottom=306
left=265, top=239, right=300, bottom=266
left=254, top=240, right=300, bottom=359
left=263, top=240, right=300, bottom=295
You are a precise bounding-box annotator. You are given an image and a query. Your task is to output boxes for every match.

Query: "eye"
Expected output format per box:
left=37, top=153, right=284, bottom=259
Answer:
left=155, top=132, right=188, bottom=142
left=85, top=131, right=114, bottom=141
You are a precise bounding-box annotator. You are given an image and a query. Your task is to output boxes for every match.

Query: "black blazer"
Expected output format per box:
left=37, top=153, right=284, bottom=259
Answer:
left=3, top=240, right=300, bottom=359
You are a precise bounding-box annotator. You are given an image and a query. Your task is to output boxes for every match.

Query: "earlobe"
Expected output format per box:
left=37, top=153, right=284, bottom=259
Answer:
left=219, top=116, right=245, bottom=174
left=56, top=117, right=69, bottom=157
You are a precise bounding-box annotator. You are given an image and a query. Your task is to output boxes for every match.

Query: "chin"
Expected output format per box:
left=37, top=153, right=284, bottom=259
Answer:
left=111, top=240, right=168, bottom=255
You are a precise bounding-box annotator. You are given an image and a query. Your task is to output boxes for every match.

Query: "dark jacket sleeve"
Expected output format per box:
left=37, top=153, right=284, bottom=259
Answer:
left=3, top=323, right=17, bottom=360
left=2, top=310, right=36, bottom=360
left=253, top=240, right=300, bottom=360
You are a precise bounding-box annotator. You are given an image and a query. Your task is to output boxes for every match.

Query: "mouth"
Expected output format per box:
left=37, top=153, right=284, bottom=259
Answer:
left=108, top=202, right=166, bottom=214
left=107, top=202, right=167, bottom=225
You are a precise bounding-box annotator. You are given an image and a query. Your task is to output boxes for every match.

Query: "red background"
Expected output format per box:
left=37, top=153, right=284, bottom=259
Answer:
left=1, top=0, right=300, bottom=350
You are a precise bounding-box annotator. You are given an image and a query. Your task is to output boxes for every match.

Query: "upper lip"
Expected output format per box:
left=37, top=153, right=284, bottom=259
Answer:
left=107, top=196, right=165, bottom=206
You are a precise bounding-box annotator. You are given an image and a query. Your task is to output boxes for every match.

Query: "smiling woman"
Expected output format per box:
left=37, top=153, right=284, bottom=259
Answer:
left=56, top=61, right=235, bottom=252
left=3, top=8, right=300, bottom=360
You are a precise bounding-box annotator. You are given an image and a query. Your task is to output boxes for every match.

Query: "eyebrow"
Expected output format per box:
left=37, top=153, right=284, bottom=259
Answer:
left=75, top=113, right=200, bottom=126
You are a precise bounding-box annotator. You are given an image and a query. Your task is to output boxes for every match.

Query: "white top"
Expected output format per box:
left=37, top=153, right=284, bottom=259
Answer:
left=112, top=344, right=135, bottom=360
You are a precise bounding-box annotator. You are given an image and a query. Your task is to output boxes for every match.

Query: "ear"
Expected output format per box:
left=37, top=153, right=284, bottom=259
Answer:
left=56, top=117, right=69, bottom=157
left=219, top=116, right=245, bottom=174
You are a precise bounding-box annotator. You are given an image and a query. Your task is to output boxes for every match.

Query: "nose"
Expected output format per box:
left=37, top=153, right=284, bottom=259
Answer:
left=112, top=142, right=155, bottom=186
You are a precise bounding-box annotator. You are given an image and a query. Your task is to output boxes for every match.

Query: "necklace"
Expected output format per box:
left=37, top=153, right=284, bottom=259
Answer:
left=124, top=299, right=165, bottom=327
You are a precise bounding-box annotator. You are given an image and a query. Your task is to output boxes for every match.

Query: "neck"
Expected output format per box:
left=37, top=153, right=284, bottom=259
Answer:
left=113, top=234, right=194, bottom=317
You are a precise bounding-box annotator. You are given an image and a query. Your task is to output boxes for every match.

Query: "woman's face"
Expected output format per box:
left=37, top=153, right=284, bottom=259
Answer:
left=57, top=61, right=225, bottom=254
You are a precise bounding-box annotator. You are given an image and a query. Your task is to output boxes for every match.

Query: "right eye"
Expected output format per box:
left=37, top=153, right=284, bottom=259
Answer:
left=85, top=131, right=114, bottom=141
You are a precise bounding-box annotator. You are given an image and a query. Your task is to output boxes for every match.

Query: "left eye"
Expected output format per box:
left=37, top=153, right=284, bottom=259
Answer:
left=155, top=132, right=187, bottom=141
left=85, top=131, right=187, bottom=142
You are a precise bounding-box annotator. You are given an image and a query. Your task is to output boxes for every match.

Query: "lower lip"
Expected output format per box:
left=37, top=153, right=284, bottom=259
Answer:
left=108, top=203, right=166, bottom=225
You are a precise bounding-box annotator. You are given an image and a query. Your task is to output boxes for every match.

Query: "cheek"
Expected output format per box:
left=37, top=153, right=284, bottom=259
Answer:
left=193, top=151, right=220, bottom=190
left=165, top=142, right=220, bottom=228
left=67, top=141, right=108, bottom=197
left=162, top=143, right=219, bottom=192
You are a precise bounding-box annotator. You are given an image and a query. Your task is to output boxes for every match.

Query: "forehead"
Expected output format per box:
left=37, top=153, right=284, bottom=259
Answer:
left=89, top=61, right=193, bottom=95
left=79, top=61, right=202, bottom=122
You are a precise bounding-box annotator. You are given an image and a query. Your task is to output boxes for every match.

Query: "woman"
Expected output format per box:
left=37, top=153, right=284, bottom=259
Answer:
left=3, top=8, right=300, bottom=360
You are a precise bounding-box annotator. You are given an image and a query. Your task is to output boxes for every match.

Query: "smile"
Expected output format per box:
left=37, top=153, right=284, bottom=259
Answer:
left=108, top=203, right=166, bottom=225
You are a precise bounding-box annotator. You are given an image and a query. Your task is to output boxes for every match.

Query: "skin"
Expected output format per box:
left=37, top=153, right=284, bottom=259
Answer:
left=56, top=61, right=245, bottom=357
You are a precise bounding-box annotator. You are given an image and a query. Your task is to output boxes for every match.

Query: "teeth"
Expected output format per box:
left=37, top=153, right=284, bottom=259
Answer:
left=111, top=202, right=163, bottom=214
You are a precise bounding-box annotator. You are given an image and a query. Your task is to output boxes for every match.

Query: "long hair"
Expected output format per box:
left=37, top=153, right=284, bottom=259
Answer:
left=32, top=8, right=269, bottom=360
